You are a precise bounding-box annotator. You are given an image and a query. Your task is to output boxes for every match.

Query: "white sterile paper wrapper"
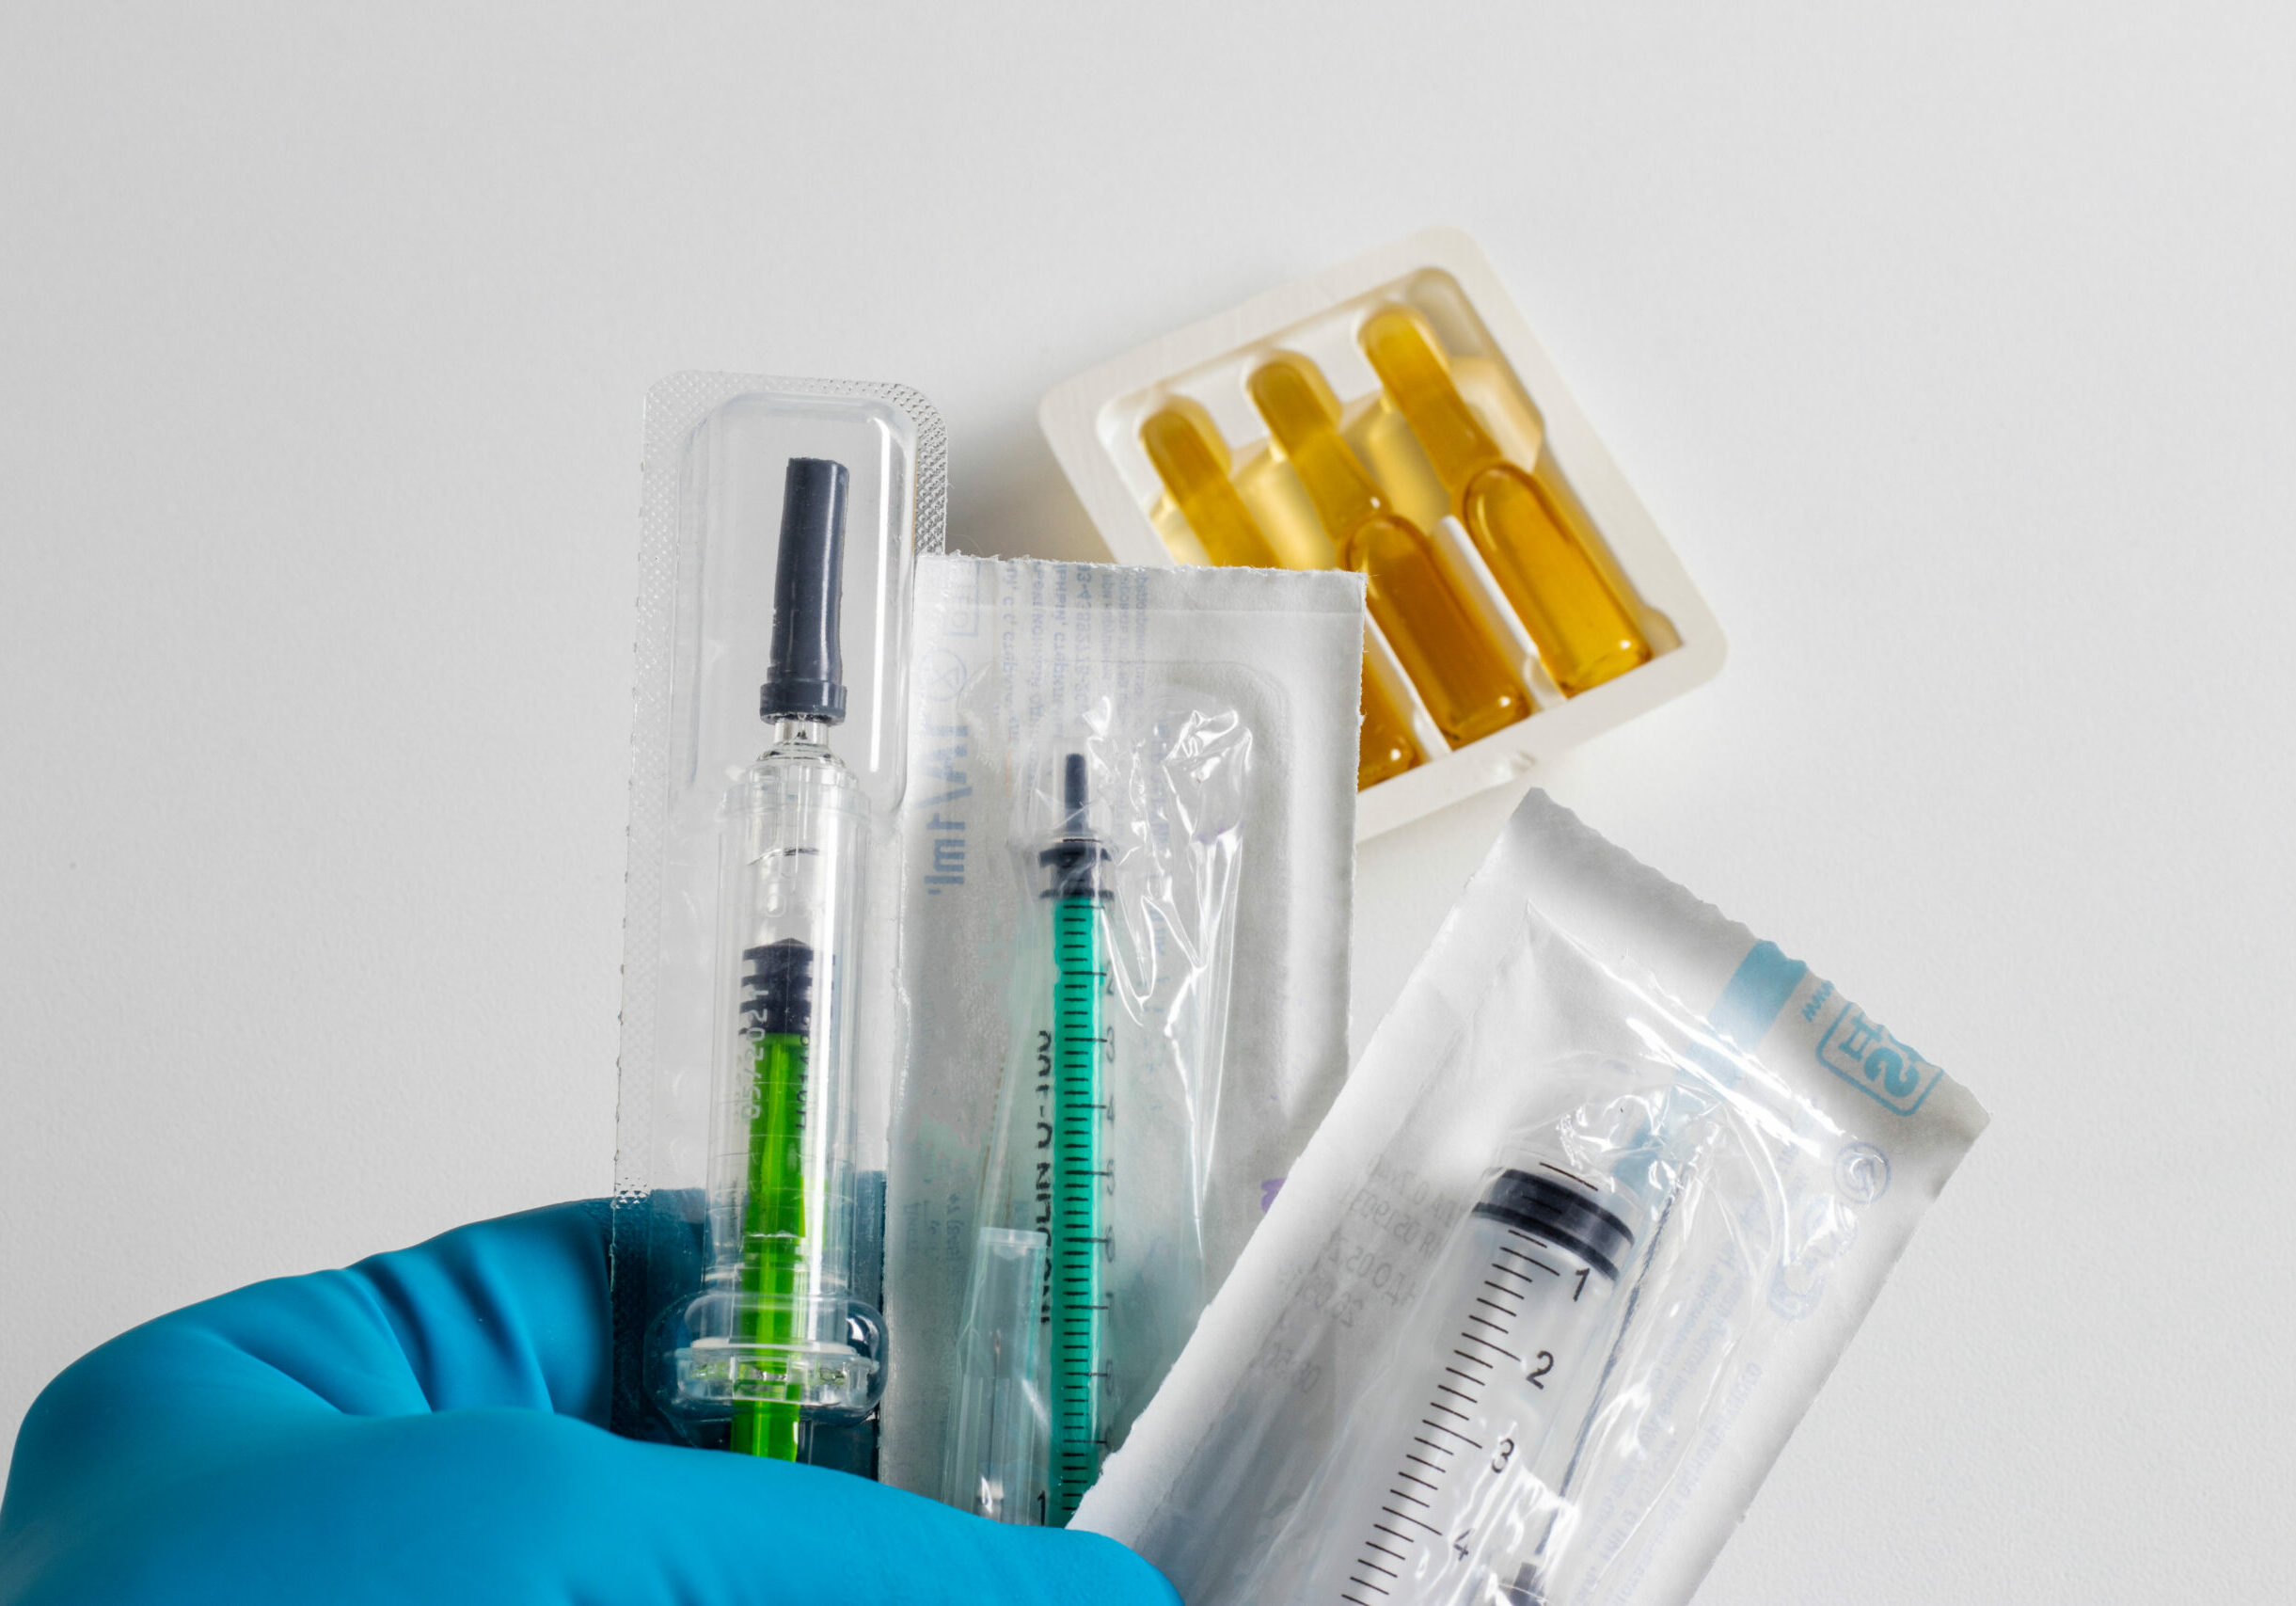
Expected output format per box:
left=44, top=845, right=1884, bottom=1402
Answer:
left=879, top=555, right=1367, bottom=1500
left=1076, top=789, right=1987, bottom=1605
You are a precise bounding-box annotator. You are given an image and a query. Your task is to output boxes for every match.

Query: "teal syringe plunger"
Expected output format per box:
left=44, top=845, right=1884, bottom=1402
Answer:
left=1043, top=752, right=1113, bottom=1520
left=673, top=456, right=884, bottom=1458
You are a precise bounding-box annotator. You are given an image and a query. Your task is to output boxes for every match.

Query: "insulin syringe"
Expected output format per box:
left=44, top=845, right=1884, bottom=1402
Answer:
left=1043, top=753, right=1114, bottom=1521
left=941, top=755, right=1114, bottom=1524
left=675, top=456, right=879, bottom=1459
left=1318, top=1164, right=1639, bottom=1606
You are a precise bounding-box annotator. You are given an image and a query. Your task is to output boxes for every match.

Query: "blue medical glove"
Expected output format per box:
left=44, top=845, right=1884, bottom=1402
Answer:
left=0, top=1201, right=1178, bottom=1606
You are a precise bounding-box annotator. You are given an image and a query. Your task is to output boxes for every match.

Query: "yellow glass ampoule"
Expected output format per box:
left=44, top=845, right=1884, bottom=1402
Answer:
left=1141, top=402, right=1419, bottom=787
left=1140, top=403, right=1284, bottom=568
left=1243, top=356, right=1530, bottom=748
left=1359, top=307, right=1652, bottom=696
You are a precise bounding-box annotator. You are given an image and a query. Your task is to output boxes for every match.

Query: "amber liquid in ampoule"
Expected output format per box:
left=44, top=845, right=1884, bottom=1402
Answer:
left=1359, top=306, right=1651, bottom=696
left=1243, top=356, right=1529, bottom=748
left=1353, top=660, right=1417, bottom=787
left=1140, top=402, right=1420, bottom=787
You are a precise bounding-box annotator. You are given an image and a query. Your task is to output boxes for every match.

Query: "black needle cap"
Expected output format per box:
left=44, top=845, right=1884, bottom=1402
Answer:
left=760, top=456, right=849, bottom=725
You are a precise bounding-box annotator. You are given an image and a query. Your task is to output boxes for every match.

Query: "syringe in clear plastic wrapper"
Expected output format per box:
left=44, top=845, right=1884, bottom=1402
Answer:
left=1315, top=1164, right=1639, bottom=1606
left=674, top=457, right=882, bottom=1459
left=942, top=755, right=1115, bottom=1524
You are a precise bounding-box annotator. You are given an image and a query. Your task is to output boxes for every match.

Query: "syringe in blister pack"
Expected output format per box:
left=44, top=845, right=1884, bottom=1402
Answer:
left=1313, top=1162, right=1647, bottom=1606
left=673, top=457, right=884, bottom=1459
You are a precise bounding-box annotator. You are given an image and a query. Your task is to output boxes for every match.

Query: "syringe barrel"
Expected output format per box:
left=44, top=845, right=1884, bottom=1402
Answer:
left=674, top=739, right=879, bottom=1434
left=1311, top=1164, right=1636, bottom=1606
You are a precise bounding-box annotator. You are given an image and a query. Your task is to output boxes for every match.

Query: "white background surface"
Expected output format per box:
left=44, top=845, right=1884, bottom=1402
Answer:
left=3, top=4, right=2289, bottom=1599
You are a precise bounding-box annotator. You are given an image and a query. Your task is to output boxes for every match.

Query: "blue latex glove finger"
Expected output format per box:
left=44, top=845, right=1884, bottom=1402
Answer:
left=0, top=1201, right=1178, bottom=1606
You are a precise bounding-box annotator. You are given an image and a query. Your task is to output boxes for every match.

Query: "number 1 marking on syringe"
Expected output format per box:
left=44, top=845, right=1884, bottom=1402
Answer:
left=1339, top=1232, right=1569, bottom=1606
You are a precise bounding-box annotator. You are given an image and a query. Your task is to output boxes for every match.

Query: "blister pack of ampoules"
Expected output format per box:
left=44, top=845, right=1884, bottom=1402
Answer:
left=1040, top=227, right=1725, bottom=842
left=877, top=554, right=1366, bottom=1516
left=1076, top=790, right=1988, bottom=1606
left=610, top=375, right=942, bottom=1472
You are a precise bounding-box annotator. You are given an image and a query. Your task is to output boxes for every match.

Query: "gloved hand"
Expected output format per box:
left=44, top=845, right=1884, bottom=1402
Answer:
left=0, top=1201, right=1179, bottom=1606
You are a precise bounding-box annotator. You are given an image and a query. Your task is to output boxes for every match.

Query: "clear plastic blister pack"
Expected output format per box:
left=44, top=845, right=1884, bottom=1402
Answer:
left=611, top=374, right=943, bottom=1470
left=879, top=554, right=1367, bottom=1511
left=1077, top=791, right=1988, bottom=1605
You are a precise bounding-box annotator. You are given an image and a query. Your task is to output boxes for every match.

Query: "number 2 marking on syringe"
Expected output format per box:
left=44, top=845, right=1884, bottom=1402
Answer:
left=1339, top=1225, right=1575, bottom=1605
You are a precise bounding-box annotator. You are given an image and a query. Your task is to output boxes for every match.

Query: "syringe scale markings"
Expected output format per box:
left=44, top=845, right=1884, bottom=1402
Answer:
left=1322, top=1169, right=1639, bottom=1604
left=1496, top=1248, right=1560, bottom=1277
left=1418, top=1422, right=1483, bottom=1448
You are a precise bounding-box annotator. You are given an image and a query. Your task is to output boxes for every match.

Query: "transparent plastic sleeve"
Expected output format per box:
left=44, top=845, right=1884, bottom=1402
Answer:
left=946, top=1227, right=1050, bottom=1523
left=1075, top=790, right=1989, bottom=1606
left=879, top=554, right=1367, bottom=1505
left=942, top=700, right=1252, bottom=1524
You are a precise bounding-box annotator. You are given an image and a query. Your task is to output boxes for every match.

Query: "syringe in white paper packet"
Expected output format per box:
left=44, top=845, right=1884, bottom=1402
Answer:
left=1075, top=788, right=1988, bottom=1606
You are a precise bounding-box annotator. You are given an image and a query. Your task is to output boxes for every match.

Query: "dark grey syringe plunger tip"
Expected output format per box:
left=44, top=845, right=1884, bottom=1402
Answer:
left=760, top=457, right=849, bottom=725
